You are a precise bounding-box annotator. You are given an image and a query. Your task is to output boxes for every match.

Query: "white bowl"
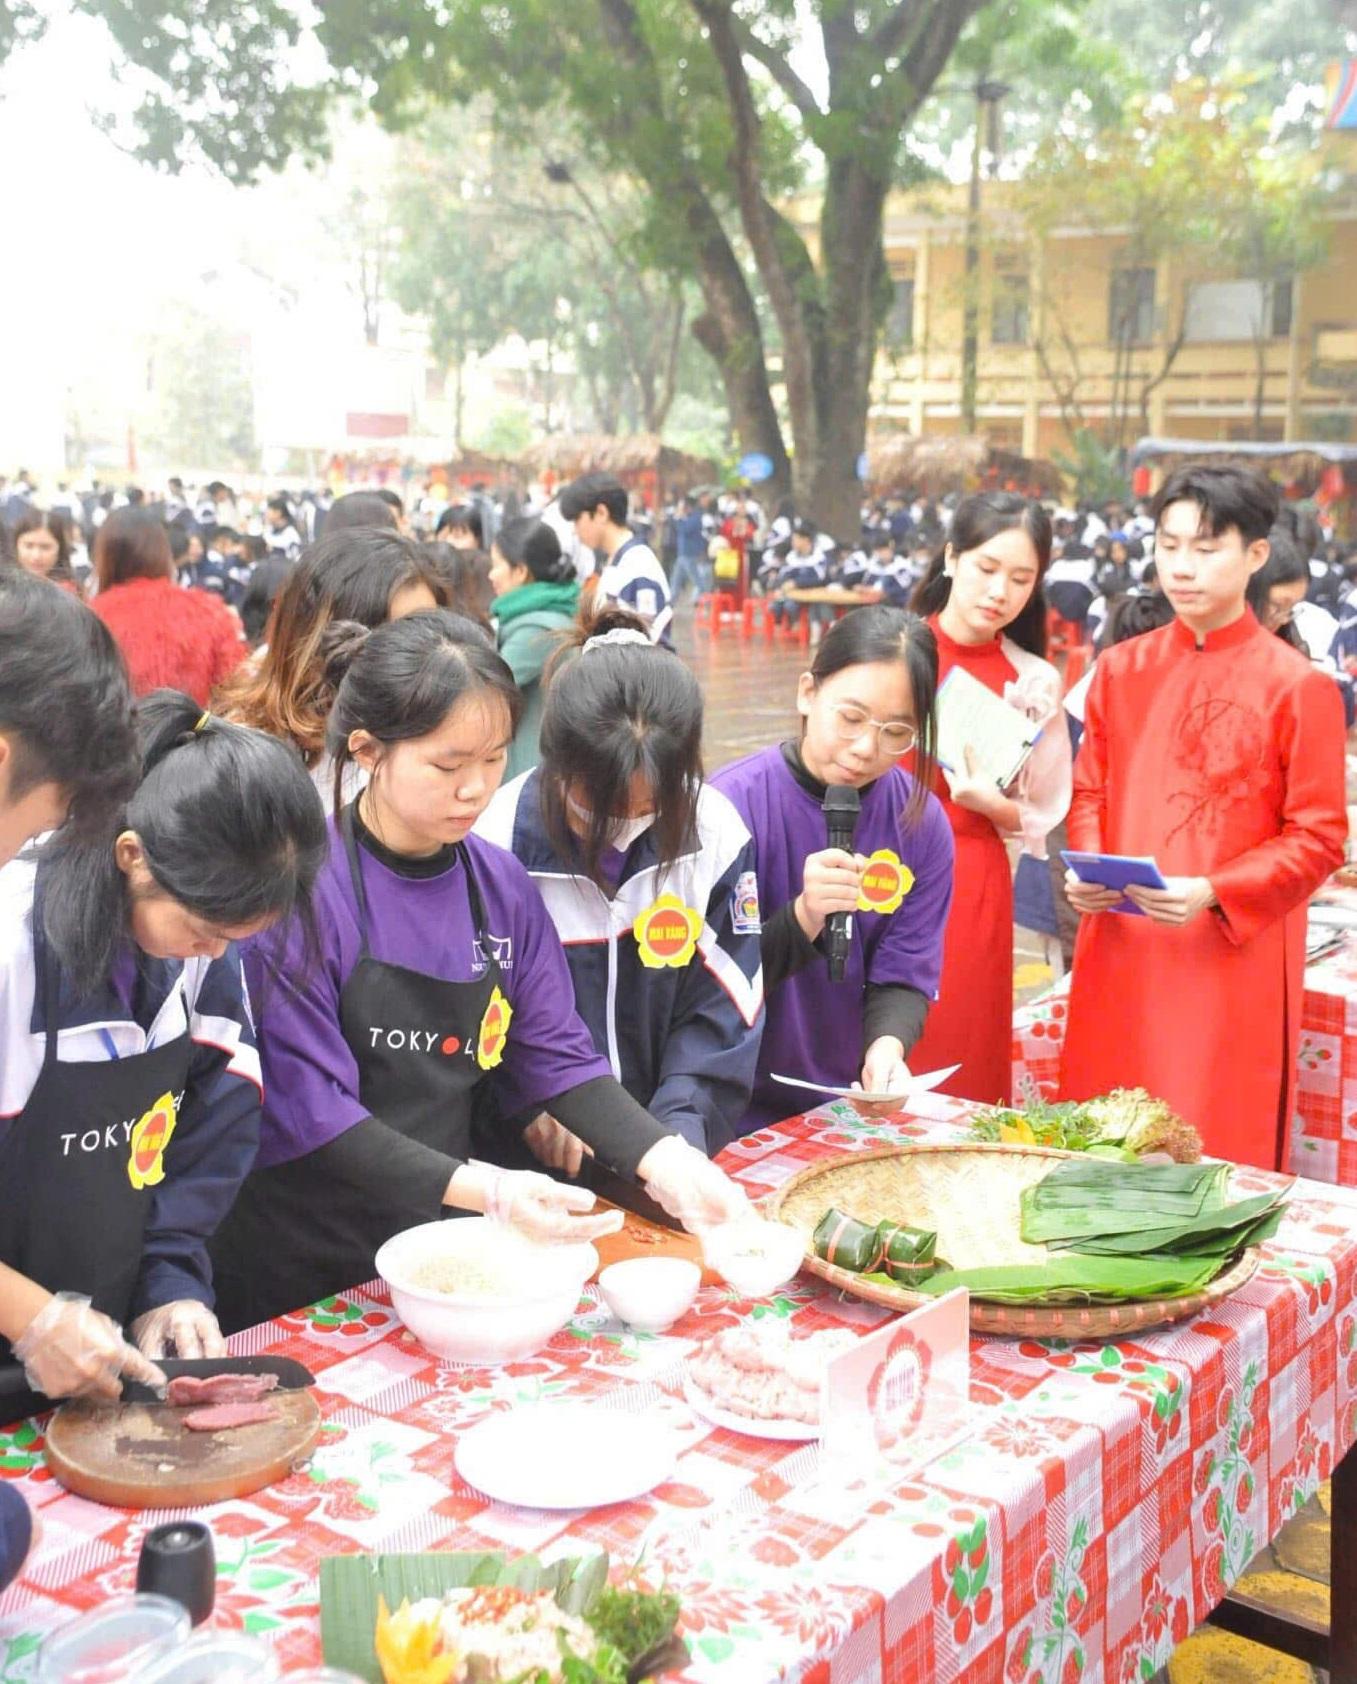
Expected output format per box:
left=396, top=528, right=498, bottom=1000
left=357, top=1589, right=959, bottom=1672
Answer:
left=375, top=1217, right=596, bottom=1365
left=702, top=1218, right=805, bottom=1298
left=597, top=1257, right=701, bottom=1332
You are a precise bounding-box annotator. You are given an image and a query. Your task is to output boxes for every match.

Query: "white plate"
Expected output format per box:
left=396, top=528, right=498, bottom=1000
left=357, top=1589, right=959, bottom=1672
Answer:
left=682, top=1369, right=821, bottom=1442
left=455, top=1403, right=677, bottom=1509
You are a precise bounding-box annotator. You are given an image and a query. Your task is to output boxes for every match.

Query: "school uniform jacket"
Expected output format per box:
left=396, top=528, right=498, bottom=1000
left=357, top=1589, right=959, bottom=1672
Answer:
left=476, top=771, right=765, bottom=1154
left=596, top=535, right=674, bottom=647
left=0, top=857, right=263, bottom=1314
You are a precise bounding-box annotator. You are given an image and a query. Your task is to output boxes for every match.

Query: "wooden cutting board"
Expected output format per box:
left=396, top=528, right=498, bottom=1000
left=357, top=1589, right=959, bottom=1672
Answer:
left=590, top=1199, right=719, bottom=1286
left=45, top=1388, right=321, bottom=1509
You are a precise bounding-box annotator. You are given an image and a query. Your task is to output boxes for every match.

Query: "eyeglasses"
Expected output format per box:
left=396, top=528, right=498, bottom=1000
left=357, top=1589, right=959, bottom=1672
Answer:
left=830, top=702, right=917, bottom=755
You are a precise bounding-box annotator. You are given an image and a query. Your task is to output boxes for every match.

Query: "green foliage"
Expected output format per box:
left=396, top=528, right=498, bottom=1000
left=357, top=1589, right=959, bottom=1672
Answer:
left=471, top=404, right=536, bottom=459
left=1051, top=429, right=1131, bottom=504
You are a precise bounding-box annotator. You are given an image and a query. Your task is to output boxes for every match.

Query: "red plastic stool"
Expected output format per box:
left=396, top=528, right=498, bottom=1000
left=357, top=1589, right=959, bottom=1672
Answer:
left=742, top=598, right=775, bottom=640
left=694, top=592, right=718, bottom=634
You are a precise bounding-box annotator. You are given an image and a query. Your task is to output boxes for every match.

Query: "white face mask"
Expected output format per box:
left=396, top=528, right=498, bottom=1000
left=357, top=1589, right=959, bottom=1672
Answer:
left=566, top=795, right=654, bottom=853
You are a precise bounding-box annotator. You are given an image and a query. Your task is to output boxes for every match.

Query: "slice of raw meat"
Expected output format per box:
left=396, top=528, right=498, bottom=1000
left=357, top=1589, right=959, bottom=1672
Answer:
left=167, top=1372, right=280, bottom=1407
left=182, top=1401, right=279, bottom=1432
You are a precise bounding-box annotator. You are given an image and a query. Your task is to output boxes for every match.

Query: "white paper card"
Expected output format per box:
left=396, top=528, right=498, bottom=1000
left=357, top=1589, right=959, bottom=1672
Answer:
left=819, top=1288, right=971, bottom=1482
left=935, top=665, right=1038, bottom=791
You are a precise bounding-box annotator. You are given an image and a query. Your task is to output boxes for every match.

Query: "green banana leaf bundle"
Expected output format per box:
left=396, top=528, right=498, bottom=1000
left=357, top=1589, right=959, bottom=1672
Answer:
left=916, top=1251, right=1228, bottom=1305
left=1021, top=1160, right=1231, bottom=1245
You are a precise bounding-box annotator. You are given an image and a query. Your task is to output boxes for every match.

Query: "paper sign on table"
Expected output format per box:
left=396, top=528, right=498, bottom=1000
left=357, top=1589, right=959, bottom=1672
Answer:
left=936, top=666, right=1039, bottom=791
left=819, top=1288, right=970, bottom=1481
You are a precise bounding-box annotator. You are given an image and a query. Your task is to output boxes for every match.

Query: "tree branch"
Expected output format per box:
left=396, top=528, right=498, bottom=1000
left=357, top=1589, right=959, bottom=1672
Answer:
left=729, top=16, right=822, bottom=121
left=881, top=0, right=989, bottom=129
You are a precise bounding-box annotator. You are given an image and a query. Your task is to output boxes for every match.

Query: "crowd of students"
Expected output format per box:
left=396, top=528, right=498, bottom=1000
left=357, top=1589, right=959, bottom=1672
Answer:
left=0, top=458, right=1351, bottom=1592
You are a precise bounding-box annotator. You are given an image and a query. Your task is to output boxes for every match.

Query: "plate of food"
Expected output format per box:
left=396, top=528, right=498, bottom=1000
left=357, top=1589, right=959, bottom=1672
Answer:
left=320, top=1549, right=687, bottom=1684
left=682, top=1321, right=856, bottom=1441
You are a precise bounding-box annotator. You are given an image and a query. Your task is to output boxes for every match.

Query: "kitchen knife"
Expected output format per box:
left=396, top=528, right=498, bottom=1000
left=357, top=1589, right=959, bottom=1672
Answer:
left=119, top=1355, right=315, bottom=1406
left=575, top=1155, right=685, bottom=1232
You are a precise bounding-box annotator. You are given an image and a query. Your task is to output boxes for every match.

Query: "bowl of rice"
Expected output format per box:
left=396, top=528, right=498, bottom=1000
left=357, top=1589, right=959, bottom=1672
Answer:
left=375, top=1218, right=598, bottom=1365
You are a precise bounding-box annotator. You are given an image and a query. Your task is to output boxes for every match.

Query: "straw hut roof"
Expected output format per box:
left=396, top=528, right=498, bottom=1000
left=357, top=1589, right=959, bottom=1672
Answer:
left=517, top=433, right=717, bottom=483
left=867, top=433, right=1064, bottom=499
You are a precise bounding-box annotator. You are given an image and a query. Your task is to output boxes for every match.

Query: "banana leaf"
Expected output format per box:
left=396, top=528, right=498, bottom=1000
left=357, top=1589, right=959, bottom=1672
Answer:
left=1021, top=1161, right=1232, bottom=1244
left=916, top=1251, right=1227, bottom=1305
left=320, top=1551, right=613, bottom=1682
left=1070, top=1197, right=1286, bottom=1257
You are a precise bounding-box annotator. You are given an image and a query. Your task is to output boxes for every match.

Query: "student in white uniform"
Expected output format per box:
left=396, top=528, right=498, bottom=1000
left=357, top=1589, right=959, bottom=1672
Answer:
left=476, top=608, right=764, bottom=1162
left=559, top=472, right=674, bottom=648
left=0, top=693, right=326, bottom=1423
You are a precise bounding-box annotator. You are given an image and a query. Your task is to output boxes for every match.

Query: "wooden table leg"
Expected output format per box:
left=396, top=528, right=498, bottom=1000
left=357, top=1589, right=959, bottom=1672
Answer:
left=1206, top=1442, right=1356, bottom=1679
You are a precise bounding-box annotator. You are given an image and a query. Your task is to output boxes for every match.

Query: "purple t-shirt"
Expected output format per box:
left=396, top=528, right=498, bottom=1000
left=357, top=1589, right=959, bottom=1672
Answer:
left=245, top=824, right=611, bottom=1167
left=711, top=746, right=954, bottom=1130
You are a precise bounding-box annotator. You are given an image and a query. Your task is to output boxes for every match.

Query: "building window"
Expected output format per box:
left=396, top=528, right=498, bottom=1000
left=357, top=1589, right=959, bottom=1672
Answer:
left=1183, top=278, right=1295, bottom=344
left=991, top=259, right=1029, bottom=346
left=1271, top=277, right=1294, bottom=339
left=1109, top=266, right=1156, bottom=345
left=886, top=277, right=915, bottom=349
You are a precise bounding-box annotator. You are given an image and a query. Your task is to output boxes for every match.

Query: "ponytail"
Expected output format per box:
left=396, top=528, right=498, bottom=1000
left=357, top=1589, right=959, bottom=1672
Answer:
left=42, top=689, right=328, bottom=994
left=495, top=516, right=575, bottom=586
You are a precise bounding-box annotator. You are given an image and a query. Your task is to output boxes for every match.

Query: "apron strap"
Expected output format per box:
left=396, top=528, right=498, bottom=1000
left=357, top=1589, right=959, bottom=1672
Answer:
left=40, top=924, right=61, bottom=1069
left=342, top=802, right=492, bottom=957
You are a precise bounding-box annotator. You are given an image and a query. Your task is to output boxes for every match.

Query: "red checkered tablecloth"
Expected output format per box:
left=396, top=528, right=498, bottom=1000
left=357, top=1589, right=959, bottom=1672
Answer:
left=3, top=1099, right=1356, bottom=1683
left=1012, top=933, right=1357, bottom=1186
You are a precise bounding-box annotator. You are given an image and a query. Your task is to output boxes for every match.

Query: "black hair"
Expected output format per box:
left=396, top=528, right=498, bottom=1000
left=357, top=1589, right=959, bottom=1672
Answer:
left=266, top=495, right=294, bottom=523
left=1274, top=502, right=1324, bottom=561
left=804, top=604, right=939, bottom=827
left=537, top=606, right=701, bottom=887
left=375, top=487, right=405, bottom=516
left=1247, top=525, right=1310, bottom=651
left=327, top=609, right=522, bottom=819
left=166, top=522, right=190, bottom=563
left=1152, top=465, right=1279, bottom=546
left=436, top=503, right=485, bottom=545
left=420, top=543, right=495, bottom=628
left=495, top=516, right=575, bottom=585
left=42, top=690, right=328, bottom=995
left=911, top=491, right=1054, bottom=658
left=0, top=571, right=137, bottom=842
left=324, top=491, right=400, bottom=534
left=1099, top=590, right=1175, bottom=650
left=559, top=472, right=629, bottom=527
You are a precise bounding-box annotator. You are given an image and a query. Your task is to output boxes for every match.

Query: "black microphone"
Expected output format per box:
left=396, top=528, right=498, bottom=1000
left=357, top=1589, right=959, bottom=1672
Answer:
left=822, top=784, right=860, bottom=983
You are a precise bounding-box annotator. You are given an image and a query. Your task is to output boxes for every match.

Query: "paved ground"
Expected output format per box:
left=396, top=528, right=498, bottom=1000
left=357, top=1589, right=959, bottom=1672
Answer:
left=678, top=603, right=1336, bottom=1684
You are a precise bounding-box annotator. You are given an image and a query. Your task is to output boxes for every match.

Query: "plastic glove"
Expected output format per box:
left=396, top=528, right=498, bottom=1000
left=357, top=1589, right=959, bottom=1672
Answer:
left=521, top=1112, right=594, bottom=1179
left=11, top=1293, right=167, bottom=1402
left=131, top=1299, right=227, bottom=1361
left=636, top=1135, right=751, bottom=1235
left=473, top=1162, right=625, bottom=1245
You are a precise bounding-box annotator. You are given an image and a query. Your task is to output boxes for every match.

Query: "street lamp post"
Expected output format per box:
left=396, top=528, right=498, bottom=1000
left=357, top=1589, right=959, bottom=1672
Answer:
left=961, top=79, right=1011, bottom=436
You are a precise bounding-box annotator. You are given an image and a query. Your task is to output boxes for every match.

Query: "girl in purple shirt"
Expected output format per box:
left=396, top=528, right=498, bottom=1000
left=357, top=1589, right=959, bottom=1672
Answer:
left=711, top=607, right=955, bottom=1132
left=211, top=611, right=748, bottom=1330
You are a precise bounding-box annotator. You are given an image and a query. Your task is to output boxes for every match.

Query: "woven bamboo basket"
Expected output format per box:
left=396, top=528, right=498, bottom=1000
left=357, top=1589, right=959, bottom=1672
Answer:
left=764, top=1143, right=1261, bottom=1340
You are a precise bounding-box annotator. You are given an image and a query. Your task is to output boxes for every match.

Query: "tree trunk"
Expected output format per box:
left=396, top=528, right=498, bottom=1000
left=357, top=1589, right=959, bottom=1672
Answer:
left=453, top=357, right=465, bottom=450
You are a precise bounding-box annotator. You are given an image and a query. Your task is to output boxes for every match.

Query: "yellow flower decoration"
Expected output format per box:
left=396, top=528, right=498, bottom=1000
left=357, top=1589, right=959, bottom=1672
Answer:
left=127, top=1092, right=178, bottom=1190
left=475, top=986, right=513, bottom=1071
left=632, top=892, right=703, bottom=969
left=856, top=849, right=915, bottom=915
left=374, top=1596, right=460, bottom=1684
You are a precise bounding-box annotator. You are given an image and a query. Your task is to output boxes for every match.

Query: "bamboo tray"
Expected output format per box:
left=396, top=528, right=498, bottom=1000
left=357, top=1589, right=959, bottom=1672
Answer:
left=764, top=1142, right=1260, bottom=1339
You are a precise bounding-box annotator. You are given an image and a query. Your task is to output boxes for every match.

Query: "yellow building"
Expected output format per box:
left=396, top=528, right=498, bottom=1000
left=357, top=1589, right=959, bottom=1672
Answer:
left=870, top=180, right=1357, bottom=459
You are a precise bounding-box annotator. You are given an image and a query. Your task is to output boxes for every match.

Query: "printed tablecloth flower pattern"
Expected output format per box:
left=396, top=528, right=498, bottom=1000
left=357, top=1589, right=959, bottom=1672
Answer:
left=2, top=1096, right=1355, bottom=1684
left=1011, top=934, right=1357, bottom=1186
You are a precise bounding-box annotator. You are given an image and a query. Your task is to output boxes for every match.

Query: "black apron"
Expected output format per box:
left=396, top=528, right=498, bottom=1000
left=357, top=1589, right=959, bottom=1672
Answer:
left=210, top=812, right=506, bottom=1332
left=0, top=938, right=193, bottom=1424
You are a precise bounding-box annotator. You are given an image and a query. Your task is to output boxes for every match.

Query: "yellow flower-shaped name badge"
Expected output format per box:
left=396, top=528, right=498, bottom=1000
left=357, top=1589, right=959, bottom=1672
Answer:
left=633, top=892, right=703, bottom=968
left=475, top=985, right=513, bottom=1070
left=856, top=849, right=915, bottom=916
left=127, top=1091, right=178, bottom=1190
